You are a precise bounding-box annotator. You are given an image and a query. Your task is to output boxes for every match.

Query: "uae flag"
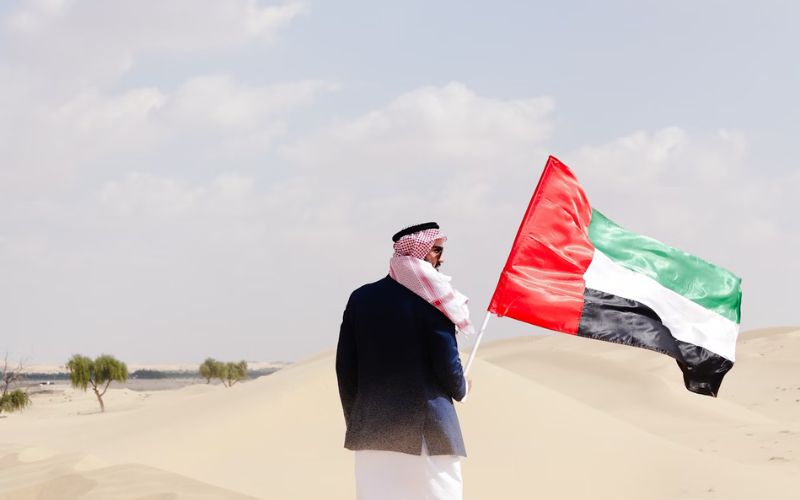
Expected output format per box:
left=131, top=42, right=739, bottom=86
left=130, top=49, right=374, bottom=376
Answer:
left=489, top=156, right=742, bottom=397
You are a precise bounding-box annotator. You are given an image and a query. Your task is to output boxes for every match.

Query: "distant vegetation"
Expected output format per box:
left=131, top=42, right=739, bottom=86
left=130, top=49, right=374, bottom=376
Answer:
left=129, top=369, right=169, bottom=379
left=199, top=358, right=249, bottom=387
left=1, top=355, right=30, bottom=414
left=66, top=354, right=128, bottom=413
left=21, top=372, right=71, bottom=381
left=21, top=367, right=280, bottom=381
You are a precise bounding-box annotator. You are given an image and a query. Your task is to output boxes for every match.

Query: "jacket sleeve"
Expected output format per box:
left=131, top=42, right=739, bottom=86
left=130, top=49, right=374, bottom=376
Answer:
left=426, top=310, right=467, bottom=402
left=335, top=297, right=357, bottom=428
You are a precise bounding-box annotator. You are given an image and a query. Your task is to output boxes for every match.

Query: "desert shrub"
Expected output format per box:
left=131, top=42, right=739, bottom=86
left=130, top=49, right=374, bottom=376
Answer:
left=1, top=354, right=30, bottom=415
left=0, top=389, right=30, bottom=413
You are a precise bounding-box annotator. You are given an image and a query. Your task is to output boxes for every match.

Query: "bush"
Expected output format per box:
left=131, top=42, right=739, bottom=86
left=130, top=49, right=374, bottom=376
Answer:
left=0, top=389, right=30, bottom=414
left=1, top=354, right=30, bottom=415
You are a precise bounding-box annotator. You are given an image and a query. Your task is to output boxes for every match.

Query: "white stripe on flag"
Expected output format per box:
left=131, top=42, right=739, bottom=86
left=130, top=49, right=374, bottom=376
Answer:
left=583, top=250, right=739, bottom=361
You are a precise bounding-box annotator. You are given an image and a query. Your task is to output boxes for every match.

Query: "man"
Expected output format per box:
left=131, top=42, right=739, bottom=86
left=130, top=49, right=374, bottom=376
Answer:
left=336, top=222, right=473, bottom=500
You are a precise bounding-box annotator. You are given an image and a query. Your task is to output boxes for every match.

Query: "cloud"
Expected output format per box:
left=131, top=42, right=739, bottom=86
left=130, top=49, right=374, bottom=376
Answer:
left=271, top=83, right=561, bottom=342
left=0, top=86, right=166, bottom=192
left=4, top=0, right=306, bottom=83
left=284, top=94, right=798, bottom=338
left=568, top=127, right=748, bottom=189
left=0, top=75, right=336, bottom=196
left=284, top=82, right=555, bottom=202
left=564, top=127, right=799, bottom=329
left=0, top=1, right=319, bottom=197
left=565, top=127, right=754, bottom=247
left=0, top=82, right=558, bottom=361
left=288, top=82, right=554, bottom=168
left=279, top=82, right=557, bottom=250
left=164, top=76, right=338, bottom=130
left=2, top=66, right=794, bottom=362
left=98, top=171, right=260, bottom=218
left=0, top=169, right=291, bottom=361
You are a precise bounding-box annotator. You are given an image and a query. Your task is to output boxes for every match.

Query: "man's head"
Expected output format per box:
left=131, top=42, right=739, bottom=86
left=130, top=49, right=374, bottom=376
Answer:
left=425, top=237, right=445, bottom=270
left=392, top=222, right=447, bottom=269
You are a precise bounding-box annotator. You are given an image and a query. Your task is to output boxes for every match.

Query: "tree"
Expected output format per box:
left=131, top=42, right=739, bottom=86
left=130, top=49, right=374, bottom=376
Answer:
left=198, top=358, right=247, bottom=387
left=66, top=354, right=128, bottom=412
left=222, top=360, right=248, bottom=387
left=1, top=354, right=30, bottom=415
left=199, top=357, right=222, bottom=384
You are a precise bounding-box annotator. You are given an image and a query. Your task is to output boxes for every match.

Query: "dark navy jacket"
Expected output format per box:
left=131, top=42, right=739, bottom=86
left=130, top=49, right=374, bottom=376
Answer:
left=336, top=276, right=467, bottom=457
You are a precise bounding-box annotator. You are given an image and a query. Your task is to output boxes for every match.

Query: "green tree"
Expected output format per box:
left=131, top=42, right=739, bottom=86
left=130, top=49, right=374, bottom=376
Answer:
left=66, top=354, right=128, bottom=412
left=222, top=360, right=248, bottom=387
left=197, top=358, right=248, bottom=387
left=1, top=354, right=30, bottom=414
left=199, top=357, right=221, bottom=384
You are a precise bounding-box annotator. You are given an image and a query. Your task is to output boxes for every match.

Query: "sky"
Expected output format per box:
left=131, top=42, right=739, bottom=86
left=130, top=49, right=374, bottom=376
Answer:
left=1, top=0, right=798, bottom=365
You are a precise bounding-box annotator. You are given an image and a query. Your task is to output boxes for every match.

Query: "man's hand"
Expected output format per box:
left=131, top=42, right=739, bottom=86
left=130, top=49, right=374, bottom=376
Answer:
left=458, top=376, right=472, bottom=403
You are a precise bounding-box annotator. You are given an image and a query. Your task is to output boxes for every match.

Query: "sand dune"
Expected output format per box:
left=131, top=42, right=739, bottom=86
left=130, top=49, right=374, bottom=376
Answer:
left=477, top=328, right=800, bottom=467
left=1, top=327, right=798, bottom=499
left=0, top=444, right=254, bottom=499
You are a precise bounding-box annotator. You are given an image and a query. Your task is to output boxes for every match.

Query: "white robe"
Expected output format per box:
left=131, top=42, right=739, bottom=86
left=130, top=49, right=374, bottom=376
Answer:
left=354, top=439, right=463, bottom=500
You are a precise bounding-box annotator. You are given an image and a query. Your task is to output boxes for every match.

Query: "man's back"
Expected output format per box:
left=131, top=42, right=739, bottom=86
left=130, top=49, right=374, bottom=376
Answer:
left=336, top=275, right=467, bottom=456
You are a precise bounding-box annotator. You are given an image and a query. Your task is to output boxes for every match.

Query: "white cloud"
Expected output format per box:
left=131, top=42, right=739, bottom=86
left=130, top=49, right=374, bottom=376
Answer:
left=567, top=127, right=749, bottom=190
left=284, top=82, right=555, bottom=210
left=283, top=94, right=798, bottom=339
left=99, top=172, right=205, bottom=217
left=164, top=76, right=338, bottom=130
left=98, top=172, right=259, bottom=218
left=1, top=64, right=795, bottom=362
left=5, top=0, right=71, bottom=34
left=272, top=83, right=560, bottom=346
left=0, top=82, right=556, bottom=361
left=0, top=75, right=336, bottom=196
left=0, top=86, right=164, bottom=192
left=278, top=82, right=557, bottom=255
left=566, top=127, right=752, bottom=245
left=0, top=170, right=284, bottom=363
left=287, top=82, right=553, bottom=170
left=5, top=1, right=306, bottom=83
left=563, top=127, right=799, bottom=330
left=0, top=1, right=318, bottom=197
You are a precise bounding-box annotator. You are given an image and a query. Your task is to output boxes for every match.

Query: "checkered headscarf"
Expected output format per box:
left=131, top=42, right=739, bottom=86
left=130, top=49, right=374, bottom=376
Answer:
left=389, top=227, right=474, bottom=335
left=392, top=228, right=445, bottom=260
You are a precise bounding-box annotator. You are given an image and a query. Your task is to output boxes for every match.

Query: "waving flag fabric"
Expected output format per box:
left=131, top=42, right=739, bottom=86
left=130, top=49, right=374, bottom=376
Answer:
left=489, top=156, right=742, bottom=396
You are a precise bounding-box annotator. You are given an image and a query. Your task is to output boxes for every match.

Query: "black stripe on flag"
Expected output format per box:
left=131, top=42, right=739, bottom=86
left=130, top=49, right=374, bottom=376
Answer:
left=577, top=288, right=733, bottom=397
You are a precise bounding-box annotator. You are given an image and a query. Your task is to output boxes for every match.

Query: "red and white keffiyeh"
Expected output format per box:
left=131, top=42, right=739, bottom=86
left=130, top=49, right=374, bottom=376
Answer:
left=389, top=228, right=474, bottom=335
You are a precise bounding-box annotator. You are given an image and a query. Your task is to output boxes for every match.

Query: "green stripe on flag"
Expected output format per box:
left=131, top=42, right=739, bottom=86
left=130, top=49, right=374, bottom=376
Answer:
left=588, top=210, right=742, bottom=323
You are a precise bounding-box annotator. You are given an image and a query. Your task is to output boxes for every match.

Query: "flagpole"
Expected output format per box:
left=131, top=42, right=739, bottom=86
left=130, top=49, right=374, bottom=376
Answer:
left=464, top=312, right=492, bottom=376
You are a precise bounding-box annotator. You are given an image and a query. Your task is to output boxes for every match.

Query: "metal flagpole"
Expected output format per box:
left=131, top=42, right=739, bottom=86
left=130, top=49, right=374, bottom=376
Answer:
left=464, top=311, right=492, bottom=376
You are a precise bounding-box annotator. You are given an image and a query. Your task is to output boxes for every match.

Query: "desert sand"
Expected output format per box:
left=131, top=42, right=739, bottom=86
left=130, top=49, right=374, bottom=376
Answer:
left=1, top=327, right=798, bottom=499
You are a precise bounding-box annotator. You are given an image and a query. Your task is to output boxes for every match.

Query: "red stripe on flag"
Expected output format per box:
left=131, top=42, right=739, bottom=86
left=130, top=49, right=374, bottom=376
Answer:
left=488, top=156, right=594, bottom=334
